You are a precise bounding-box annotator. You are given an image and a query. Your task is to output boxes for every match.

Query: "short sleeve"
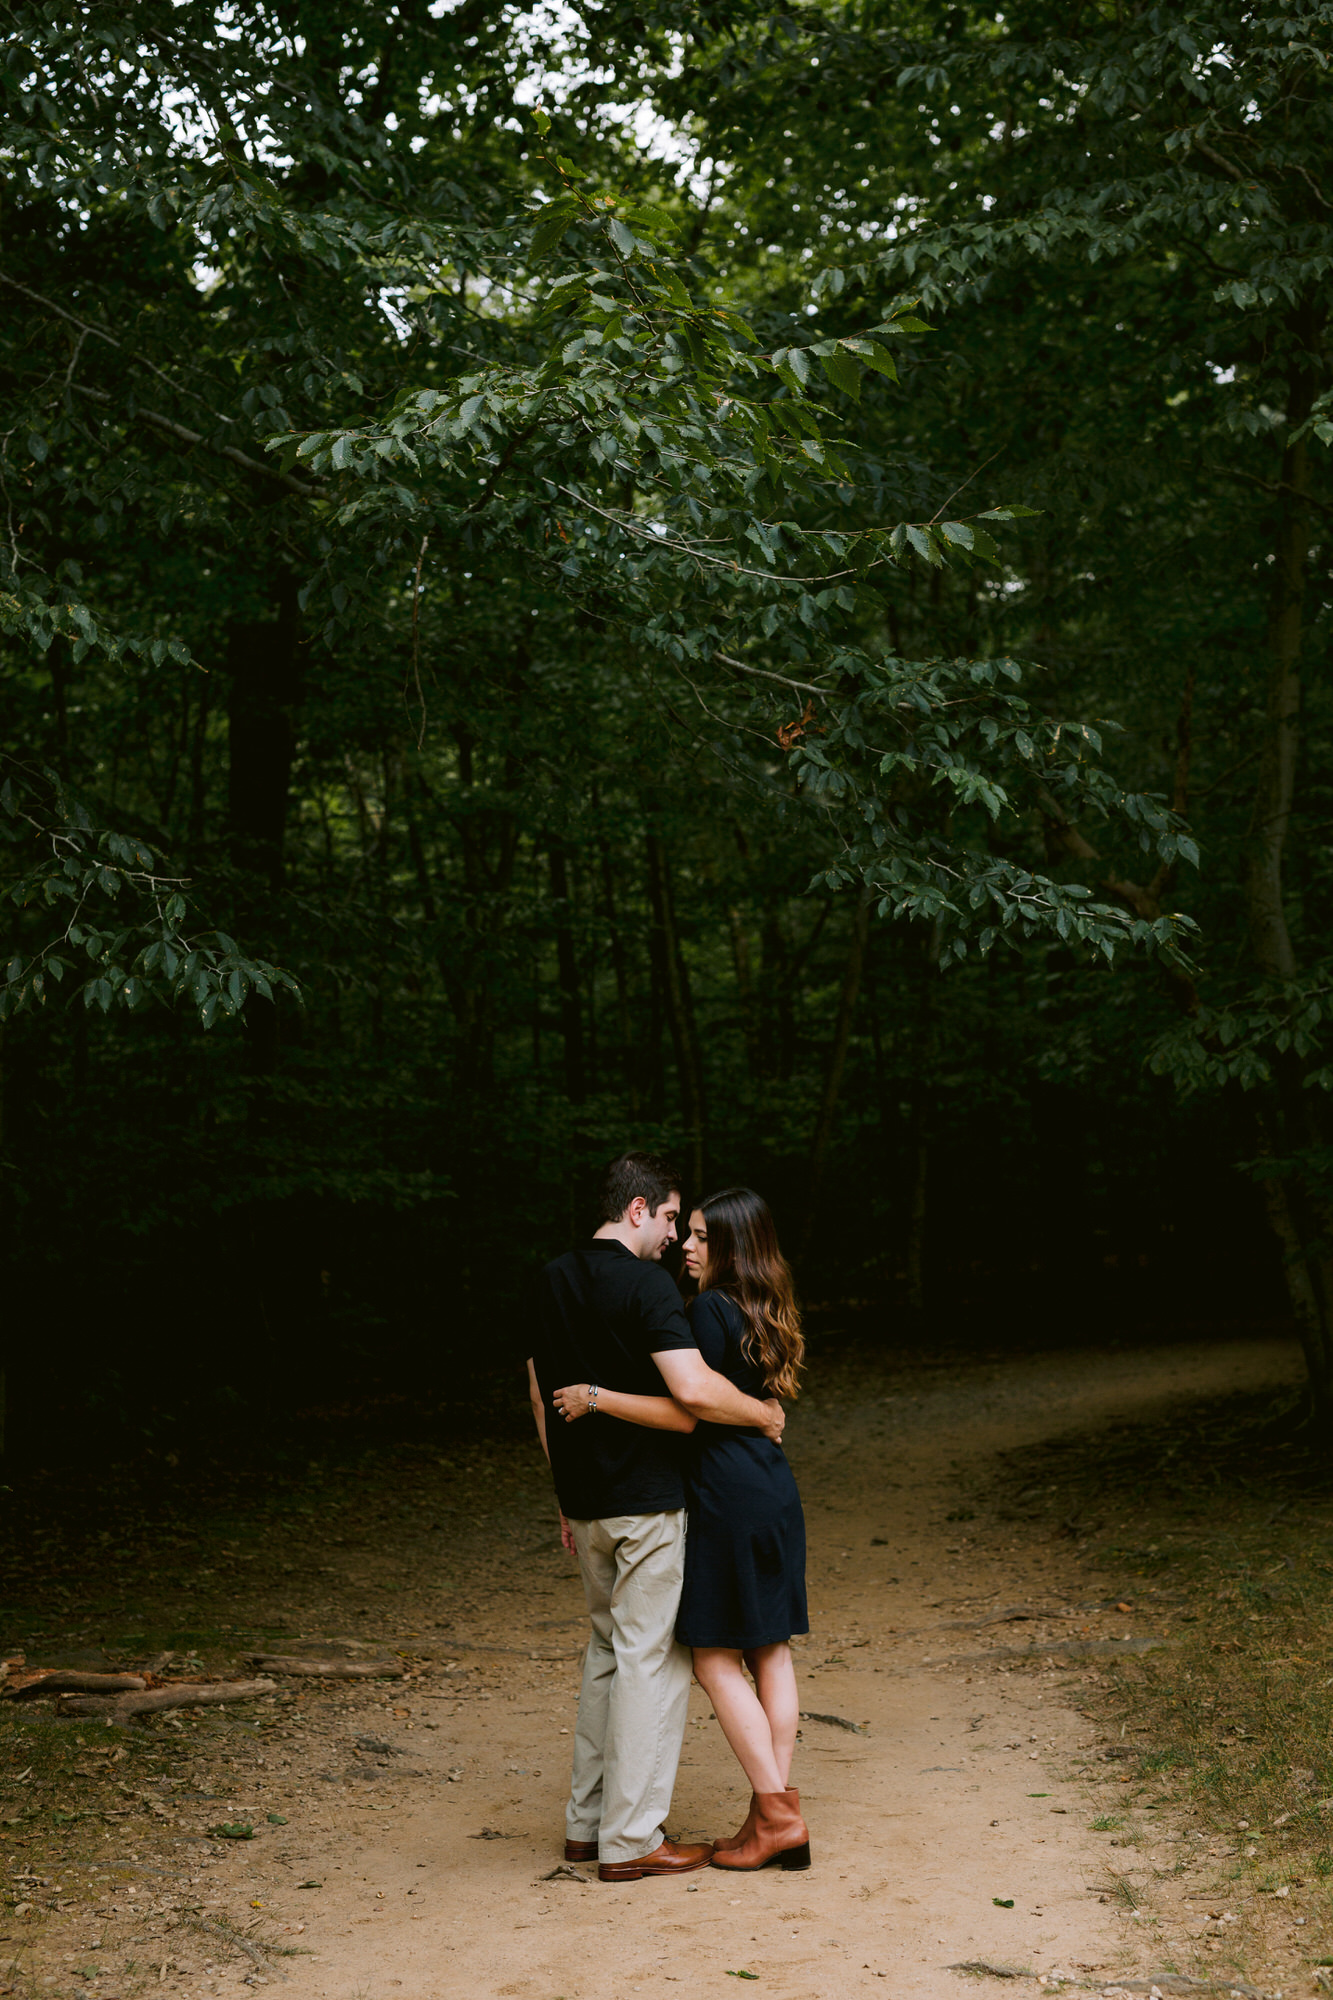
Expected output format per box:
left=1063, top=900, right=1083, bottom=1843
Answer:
left=687, top=1290, right=733, bottom=1371
left=640, top=1265, right=695, bottom=1355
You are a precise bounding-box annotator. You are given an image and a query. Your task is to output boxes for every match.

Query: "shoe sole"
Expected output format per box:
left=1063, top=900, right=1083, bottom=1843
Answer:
left=712, top=1842, right=812, bottom=1873
left=598, top=1856, right=712, bottom=1882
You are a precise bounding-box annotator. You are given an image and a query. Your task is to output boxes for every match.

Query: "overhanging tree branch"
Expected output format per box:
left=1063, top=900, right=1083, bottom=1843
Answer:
left=71, top=385, right=323, bottom=501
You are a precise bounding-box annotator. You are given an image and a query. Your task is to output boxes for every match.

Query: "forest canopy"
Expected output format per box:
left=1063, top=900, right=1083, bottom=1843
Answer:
left=1, top=0, right=1331, bottom=1458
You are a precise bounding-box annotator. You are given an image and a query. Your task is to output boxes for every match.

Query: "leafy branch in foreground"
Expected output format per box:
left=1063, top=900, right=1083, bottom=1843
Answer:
left=742, top=651, right=1200, bottom=970
left=1, top=766, right=299, bottom=1027
left=264, top=149, right=1195, bottom=973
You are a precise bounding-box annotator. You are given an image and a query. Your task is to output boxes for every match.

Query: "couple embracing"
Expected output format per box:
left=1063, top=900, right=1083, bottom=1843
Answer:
left=526, top=1151, right=810, bottom=1883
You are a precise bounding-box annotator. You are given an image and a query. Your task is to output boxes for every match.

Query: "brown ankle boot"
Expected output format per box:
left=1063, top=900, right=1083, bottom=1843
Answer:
left=712, top=1791, right=759, bottom=1854
left=711, top=1788, right=810, bottom=1871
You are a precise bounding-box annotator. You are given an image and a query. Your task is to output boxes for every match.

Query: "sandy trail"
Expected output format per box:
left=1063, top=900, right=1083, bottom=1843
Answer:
left=174, top=1333, right=1294, bottom=2000
left=68, top=1334, right=1297, bottom=2000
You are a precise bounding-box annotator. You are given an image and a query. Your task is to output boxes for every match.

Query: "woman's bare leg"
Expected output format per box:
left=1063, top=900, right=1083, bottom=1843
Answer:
left=692, top=1648, right=784, bottom=1794
left=747, top=1643, right=799, bottom=1786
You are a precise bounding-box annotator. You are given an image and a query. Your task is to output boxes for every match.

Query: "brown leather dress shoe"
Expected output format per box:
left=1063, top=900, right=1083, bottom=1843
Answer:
left=564, top=1839, right=598, bottom=1863
left=598, top=1838, right=713, bottom=1882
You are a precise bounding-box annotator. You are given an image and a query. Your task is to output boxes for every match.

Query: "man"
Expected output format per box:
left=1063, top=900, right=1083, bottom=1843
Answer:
left=527, top=1150, right=785, bottom=1883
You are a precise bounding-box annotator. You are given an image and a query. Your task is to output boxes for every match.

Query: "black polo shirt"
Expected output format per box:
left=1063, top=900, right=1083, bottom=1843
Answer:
left=529, top=1238, right=698, bottom=1520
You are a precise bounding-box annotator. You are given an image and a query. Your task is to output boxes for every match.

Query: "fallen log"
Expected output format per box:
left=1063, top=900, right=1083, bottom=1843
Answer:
left=57, top=1678, right=276, bottom=1719
left=6, top=1671, right=148, bottom=1699
left=243, top=1655, right=402, bottom=1678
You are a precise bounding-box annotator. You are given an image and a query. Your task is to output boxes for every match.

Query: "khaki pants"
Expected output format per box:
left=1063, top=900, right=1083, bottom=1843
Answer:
left=566, top=1510, right=692, bottom=1864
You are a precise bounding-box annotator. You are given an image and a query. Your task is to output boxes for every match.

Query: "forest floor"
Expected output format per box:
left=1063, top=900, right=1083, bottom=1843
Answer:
left=2, top=1329, right=1327, bottom=2000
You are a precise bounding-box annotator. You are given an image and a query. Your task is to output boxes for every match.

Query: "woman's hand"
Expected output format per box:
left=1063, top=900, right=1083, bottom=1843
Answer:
left=553, top=1383, right=592, bottom=1422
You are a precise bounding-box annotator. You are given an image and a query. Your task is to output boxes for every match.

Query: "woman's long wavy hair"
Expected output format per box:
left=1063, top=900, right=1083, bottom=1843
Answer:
left=694, top=1187, right=804, bottom=1400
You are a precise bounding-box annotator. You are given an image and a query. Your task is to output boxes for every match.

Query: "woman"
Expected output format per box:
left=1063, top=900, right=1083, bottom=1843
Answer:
left=553, top=1186, right=810, bottom=1872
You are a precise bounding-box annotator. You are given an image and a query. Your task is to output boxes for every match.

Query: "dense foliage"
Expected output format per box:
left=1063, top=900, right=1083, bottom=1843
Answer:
left=1, top=0, right=1330, bottom=1460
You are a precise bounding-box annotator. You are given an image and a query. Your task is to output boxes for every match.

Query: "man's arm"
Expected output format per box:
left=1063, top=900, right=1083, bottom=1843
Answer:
left=527, top=1358, right=576, bottom=1554
left=653, top=1348, right=785, bottom=1442
left=527, top=1356, right=551, bottom=1462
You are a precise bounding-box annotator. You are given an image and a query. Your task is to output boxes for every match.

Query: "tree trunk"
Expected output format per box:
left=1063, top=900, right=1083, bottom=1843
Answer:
left=226, top=584, right=300, bottom=891
left=797, top=895, right=870, bottom=1261
left=1253, top=1109, right=1333, bottom=1416
left=548, top=838, right=586, bottom=1104
left=597, top=838, right=638, bottom=1114
left=903, top=920, right=942, bottom=1320
left=726, top=904, right=760, bottom=1081
left=1241, top=329, right=1333, bottom=1429
left=187, top=668, right=211, bottom=864
left=226, top=583, right=299, bottom=1072
left=646, top=830, right=704, bottom=1192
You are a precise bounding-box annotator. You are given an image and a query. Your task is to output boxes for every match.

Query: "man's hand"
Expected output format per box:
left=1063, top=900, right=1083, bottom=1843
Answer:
left=560, top=1511, right=576, bottom=1554
left=759, top=1398, right=785, bottom=1444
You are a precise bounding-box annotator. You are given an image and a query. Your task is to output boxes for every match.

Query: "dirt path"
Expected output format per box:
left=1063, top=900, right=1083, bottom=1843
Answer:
left=4, top=1335, right=1304, bottom=2000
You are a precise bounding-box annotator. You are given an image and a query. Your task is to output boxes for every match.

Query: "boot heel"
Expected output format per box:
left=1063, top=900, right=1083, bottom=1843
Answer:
left=779, top=1842, right=812, bottom=1871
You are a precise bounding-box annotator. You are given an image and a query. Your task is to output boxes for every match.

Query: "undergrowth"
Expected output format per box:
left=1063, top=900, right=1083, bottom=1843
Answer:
left=996, top=1383, right=1333, bottom=1889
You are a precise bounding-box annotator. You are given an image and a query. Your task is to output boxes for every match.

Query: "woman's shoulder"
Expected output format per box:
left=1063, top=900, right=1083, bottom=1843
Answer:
left=694, top=1288, right=745, bottom=1335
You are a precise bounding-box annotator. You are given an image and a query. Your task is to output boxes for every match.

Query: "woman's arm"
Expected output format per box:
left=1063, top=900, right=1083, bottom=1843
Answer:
left=552, top=1383, right=698, bottom=1433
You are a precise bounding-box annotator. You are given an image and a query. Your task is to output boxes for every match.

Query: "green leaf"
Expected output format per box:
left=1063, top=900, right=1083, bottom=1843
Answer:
left=939, top=521, right=975, bottom=550
left=531, top=197, right=580, bottom=259
left=623, top=201, right=679, bottom=237
left=819, top=348, right=862, bottom=400
left=771, top=346, right=811, bottom=390
left=840, top=338, right=898, bottom=381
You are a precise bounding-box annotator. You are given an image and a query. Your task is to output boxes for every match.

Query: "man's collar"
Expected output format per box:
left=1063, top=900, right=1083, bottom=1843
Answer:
left=586, top=1237, right=635, bottom=1259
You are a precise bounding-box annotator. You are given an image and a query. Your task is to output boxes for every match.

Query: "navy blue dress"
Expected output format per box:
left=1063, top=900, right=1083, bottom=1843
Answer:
left=675, top=1291, right=809, bottom=1650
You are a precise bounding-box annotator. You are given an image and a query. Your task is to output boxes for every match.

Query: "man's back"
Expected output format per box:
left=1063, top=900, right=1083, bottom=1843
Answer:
left=531, top=1239, right=696, bottom=1519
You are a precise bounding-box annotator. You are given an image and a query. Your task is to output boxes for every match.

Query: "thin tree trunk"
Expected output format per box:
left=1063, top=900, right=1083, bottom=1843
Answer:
left=226, top=582, right=299, bottom=1071
left=1254, top=1109, right=1333, bottom=1414
left=548, top=838, right=586, bottom=1104
left=597, top=838, right=638, bottom=1114
left=403, top=778, right=438, bottom=925
left=1241, top=327, right=1333, bottom=1427
left=726, top=904, right=760, bottom=1080
left=0, top=1021, right=5, bottom=1455
left=798, top=895, right=870, bottom=1260
left=903, top=919, right=942, bottom=1319
left=646, top=830, right=704, bottom=1192
left=646, top=924, right=666, bottom=1120
left=903, top=1093, right=929, bottom=1318
left=226, top=584, right=300, bottom=892
left=1245, top=391, right=1311, bottom=982
left=187, top=670, right=210, bottom=863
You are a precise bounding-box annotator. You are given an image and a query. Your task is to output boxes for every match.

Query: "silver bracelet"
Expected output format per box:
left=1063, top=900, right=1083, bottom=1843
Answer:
left=589, top=1383, right=599, bottom=1415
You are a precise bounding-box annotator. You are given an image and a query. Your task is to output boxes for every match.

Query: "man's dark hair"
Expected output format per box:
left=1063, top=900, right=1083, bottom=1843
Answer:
left=598, top=1151, right=684, bottom=1224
